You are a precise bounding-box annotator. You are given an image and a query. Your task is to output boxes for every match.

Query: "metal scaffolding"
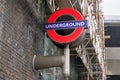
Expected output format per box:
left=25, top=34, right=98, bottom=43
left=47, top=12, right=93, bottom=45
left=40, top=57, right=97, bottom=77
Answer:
left=46, top=0, right=106, bottom=80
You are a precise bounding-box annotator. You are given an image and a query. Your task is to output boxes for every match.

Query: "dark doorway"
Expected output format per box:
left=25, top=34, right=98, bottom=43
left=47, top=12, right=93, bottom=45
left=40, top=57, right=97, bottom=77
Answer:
left=107, top=75, right=120, bottom=80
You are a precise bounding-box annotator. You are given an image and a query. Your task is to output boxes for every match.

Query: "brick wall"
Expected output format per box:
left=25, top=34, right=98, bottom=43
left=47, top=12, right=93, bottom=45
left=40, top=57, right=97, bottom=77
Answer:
left=0, top=0, right=45, bottom=79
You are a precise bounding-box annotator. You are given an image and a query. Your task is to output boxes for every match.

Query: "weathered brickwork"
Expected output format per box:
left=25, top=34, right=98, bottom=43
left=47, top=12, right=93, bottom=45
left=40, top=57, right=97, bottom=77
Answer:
left=0, top=0, right=44, bottom=80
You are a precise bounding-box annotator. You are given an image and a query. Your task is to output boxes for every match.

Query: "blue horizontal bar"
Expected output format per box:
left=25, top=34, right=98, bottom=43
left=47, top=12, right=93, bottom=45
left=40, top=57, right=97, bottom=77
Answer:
left=43, top=20, right=87, bottom=30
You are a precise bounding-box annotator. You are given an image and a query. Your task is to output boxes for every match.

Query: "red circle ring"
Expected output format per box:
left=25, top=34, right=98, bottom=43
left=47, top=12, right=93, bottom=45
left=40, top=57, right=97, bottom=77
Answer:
left=47, top=8, right=84, bottom=44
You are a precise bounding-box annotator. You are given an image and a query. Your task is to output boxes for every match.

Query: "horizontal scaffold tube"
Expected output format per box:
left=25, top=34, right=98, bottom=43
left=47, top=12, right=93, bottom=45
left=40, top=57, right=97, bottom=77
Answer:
left=33, top=55, right=64, bottom=70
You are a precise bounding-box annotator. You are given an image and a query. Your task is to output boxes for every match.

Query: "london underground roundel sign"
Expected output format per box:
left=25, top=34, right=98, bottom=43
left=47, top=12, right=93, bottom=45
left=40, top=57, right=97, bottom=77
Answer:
left=47, top=8, right=84, bottom=44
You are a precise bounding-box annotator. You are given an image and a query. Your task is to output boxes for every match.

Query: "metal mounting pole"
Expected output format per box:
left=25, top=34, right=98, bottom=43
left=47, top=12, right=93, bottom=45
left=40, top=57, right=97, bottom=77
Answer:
left=63, top=44, right=70, bottom=78
left=33, top=55, right=64, bottom=70
left=32, top=45, right=70, bottom=79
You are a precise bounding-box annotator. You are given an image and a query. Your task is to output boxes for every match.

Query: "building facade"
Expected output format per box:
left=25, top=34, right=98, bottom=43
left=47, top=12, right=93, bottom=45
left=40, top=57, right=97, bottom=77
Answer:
left=105, top=15, right=120, bottom=80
